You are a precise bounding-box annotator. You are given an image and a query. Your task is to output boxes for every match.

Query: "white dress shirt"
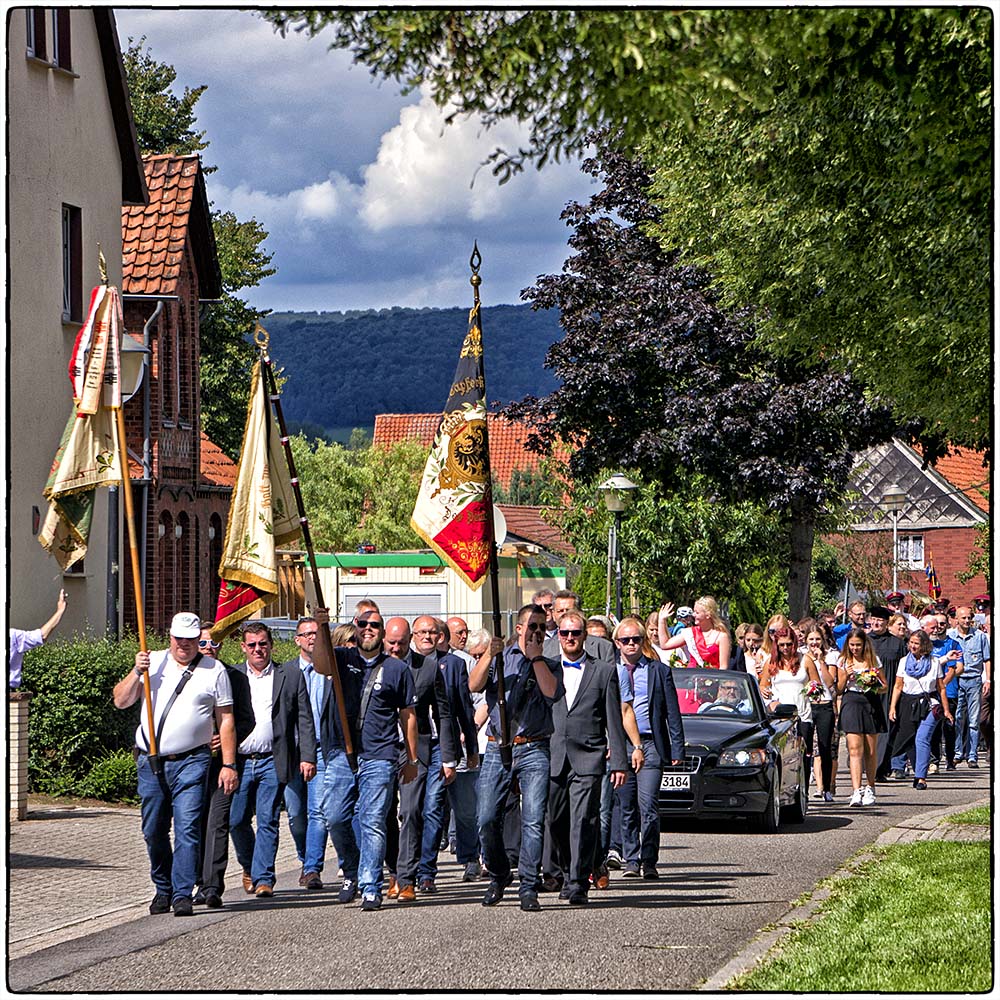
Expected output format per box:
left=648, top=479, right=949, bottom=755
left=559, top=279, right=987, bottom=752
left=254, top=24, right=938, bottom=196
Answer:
left=562, top=653, right=587, bottom=711
left=240, top=661, right=275, bottom=754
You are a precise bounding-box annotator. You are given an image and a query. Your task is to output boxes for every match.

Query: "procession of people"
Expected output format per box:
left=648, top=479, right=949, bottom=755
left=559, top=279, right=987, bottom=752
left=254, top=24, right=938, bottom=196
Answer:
left=115, top=590, right=991, bottom=917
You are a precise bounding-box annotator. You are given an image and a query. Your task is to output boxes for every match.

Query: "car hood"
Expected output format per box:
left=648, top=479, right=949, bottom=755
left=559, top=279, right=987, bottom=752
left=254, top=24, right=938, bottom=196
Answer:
left=681, top=716, right=771, bottom=753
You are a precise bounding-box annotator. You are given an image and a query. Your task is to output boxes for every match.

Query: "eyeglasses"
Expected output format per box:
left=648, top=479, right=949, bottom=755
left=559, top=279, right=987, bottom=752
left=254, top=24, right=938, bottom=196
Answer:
left=297, top=631, right=318, bottom=639
left=244, top=640, right=270, bottom=649
left=618, top=635, right=642, bottom=644
left=414, top=629, right=439, bottom=636
left=357, top=620, right=383, bottom=630
left=198, top=639, right=220, bottom=648
left=558, top=628, right=583, bottom=637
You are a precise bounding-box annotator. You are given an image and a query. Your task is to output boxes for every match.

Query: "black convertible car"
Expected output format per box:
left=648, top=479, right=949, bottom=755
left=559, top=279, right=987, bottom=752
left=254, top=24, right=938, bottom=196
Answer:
left=658, top=668, right=808, bottom=831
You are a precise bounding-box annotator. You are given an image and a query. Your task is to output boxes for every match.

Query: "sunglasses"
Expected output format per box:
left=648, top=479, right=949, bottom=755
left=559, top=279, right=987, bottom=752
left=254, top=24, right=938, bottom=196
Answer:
left=296, top=631, right=318, bottom=639
left=538, top=602, right=553, bottom=609
left=244, top=640, right=270, bottom=649
left=357, top=619, right=383, bottom=630
left=618, top=635, right=642, bottom=644
left=559, top=628, right=583, bottom=637
left=777, top=641, right=795, bottom=648
left=768, top=628, right=777, bottom=636
left=198, top=639, right=220, bottom=648
left=525, top=623, right=546, bottom=632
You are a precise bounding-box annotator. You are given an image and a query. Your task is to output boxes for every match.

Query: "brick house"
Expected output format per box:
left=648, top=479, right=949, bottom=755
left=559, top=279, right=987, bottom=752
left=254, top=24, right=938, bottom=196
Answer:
left=842, top=439, right=989, bottom=606
left=120, top=154, right=236, bottom=634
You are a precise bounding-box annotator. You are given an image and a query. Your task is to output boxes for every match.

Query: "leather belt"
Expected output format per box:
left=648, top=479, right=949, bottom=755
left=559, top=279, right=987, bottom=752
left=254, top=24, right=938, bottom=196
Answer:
left=487, top=735, right=548, bottom=745
left=239, top=751, right=274, bottom=760
left=137, top=743, right=209, bottom=762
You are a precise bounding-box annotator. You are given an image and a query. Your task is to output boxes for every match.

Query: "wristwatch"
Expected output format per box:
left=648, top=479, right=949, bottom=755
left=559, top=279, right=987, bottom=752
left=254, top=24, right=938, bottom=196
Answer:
left=408, top=758, right=419, bottom=767
left=221, top=762, right=238, bottom=771
left=632, top=744, right=643, bottom=752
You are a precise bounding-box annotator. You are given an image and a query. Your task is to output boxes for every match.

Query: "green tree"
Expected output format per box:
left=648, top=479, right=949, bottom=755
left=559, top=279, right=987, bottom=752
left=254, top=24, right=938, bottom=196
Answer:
left=123, top=39, right=275, bottom=459
left=288, top=436, right=426, bottom=551
left=264, top=9, right=991, bottom=455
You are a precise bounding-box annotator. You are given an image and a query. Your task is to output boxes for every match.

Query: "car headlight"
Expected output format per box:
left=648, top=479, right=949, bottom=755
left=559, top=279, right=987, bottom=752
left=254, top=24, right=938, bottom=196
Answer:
left=718, top=748, right=768, bottom=767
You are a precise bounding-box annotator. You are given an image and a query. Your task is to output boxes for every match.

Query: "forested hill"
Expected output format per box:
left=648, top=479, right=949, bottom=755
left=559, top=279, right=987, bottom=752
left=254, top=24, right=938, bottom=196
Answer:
left=262, top=304, right=562, bottom=435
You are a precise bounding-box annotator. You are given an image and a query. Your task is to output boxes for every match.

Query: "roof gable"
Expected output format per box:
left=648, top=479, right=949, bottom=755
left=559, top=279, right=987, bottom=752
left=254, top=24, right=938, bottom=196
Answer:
left=121, top=154, right=222, bottom=298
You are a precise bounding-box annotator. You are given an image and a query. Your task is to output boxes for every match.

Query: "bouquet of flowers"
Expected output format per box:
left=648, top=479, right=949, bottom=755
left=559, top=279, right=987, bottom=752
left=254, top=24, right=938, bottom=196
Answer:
left=806, top=680, right=826, bottom=703
left=855, top=668, right=882, bottom=693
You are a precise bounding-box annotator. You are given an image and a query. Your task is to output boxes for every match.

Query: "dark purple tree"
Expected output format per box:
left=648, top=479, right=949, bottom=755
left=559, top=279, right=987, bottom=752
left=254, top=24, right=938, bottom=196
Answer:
left=508, top=136, right=897, bottom=617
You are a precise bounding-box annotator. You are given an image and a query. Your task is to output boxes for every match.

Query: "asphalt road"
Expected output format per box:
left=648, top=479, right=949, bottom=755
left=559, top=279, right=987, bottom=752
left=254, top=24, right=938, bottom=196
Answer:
left=15, top=766, right=989, bottom=992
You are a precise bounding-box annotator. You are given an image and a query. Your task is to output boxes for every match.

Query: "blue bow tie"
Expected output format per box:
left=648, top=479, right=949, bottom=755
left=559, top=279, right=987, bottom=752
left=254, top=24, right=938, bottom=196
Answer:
left=563, top=660, right=583, bottom=669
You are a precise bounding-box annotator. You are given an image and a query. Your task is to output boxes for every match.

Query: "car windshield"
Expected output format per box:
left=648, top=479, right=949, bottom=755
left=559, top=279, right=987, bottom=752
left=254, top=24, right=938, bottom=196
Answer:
left=671, top=670, right=759, bottom=719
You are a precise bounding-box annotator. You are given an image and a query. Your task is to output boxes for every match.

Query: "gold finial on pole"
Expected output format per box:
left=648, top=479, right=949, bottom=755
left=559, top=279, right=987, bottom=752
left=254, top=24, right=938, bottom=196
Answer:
left=98, top=245, right=108, bottom=286
left=253, top=321, right=270, bottom=353
left=469, top=241, right=482, bottom=300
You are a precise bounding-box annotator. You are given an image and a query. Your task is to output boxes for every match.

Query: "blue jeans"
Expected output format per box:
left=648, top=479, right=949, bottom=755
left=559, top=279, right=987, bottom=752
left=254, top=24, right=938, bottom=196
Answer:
left=448, top=769, right=481, bottom=865
left=283, top=748, right=329, bottom=873
left=913, top=711, right=938, bottom=779
left=617, top=736, right=663, bottom=868
left=477, top=740, right=550, bottom=896
left=323, top=752, right=394, bottom=899
left=418, top=743, right=447, bottom=881
left=137, top=748, right=210, bottom=902
left=956, top=679, right=983, bottom=762
left=229, top=755, right=284, bottom=887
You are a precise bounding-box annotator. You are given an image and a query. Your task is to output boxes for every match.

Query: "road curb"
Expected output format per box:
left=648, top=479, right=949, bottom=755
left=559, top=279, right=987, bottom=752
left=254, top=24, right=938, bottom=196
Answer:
left=697, top=795, right=992, bottom=991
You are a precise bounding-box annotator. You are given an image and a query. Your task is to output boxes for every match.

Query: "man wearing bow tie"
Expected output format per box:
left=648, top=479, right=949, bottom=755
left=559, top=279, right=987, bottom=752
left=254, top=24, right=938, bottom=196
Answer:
left=544, top=610, right=631, bottom=905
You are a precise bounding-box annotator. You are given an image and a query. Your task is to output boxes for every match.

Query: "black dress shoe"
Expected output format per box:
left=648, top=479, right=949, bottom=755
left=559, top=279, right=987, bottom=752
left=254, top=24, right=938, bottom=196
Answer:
left=149, top=893, right=171, bottom=915
left=641, top=866, right=660, bottom=880
left=418, top=878, right=437, bottom=893
left=568, top=888, right=589, bottom=905
left=558, top=884, right=574, bottom=900
left=193, top=887, right=207, bottom=905
left=540, top=874, right=563, bottom=893
left=482, top=873, right=513, bottom=906
left=172, top=896, right=193, bottom=917
left=204, top=889, right=223, bottom=909
left=519, top=892, right=541, bottom=912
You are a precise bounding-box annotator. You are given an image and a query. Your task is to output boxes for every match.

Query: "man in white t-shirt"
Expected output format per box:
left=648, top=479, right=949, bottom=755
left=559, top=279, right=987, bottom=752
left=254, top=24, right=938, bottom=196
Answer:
left=113, top=612, right=237, bottom=918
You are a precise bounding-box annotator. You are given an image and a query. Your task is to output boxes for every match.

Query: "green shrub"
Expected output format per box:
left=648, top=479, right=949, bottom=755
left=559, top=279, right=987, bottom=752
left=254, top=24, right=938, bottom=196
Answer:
left=76, top=749, right=139, bottom=804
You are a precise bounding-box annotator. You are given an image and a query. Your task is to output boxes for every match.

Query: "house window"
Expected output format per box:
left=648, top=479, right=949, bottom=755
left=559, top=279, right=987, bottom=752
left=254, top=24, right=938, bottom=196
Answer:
left=61, top=204, right=82, bottom=323
left=51, top=8, right=71, bottom=70
left=897, top=534, right=924, bottom=569
left=26, top=9, right=47, bottom=58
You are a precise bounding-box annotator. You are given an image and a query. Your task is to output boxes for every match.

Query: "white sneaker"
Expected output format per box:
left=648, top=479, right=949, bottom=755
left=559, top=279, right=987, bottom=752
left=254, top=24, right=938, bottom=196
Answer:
left=928, top=763, right=939, bottom=775
left=861, top=786, right=876, bottom=806
left=824, top=791, right=834, bottom=802
left=849, top=789, right=864, bottom=807
left=812, top=790, right=825, bottom=800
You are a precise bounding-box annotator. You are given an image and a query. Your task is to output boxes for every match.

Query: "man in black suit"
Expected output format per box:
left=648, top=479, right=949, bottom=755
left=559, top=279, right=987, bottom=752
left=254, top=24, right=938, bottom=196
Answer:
left=545, top=610, right=630, bottom=905
left=543, top=589, right=615, bottom=663
left=229, top=622, right=316, bottom=897
left=867, top=606, right=908, bottom=779
left=383, top=616, right=459, bottom=901
left=194, top=623, right=256, bottom=908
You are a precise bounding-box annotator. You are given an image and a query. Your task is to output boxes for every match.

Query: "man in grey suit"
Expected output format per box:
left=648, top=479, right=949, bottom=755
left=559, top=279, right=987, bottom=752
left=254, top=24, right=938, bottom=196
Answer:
left=543, top=589, right=615, bottom=663
left=229, top=622, right=316, bottom=897
left=545, top=610, right=630, bottom=905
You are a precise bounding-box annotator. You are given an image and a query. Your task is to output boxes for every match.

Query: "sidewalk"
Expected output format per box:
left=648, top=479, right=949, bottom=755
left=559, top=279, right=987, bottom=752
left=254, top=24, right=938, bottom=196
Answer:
left=7, top=797, right=302, bottom=961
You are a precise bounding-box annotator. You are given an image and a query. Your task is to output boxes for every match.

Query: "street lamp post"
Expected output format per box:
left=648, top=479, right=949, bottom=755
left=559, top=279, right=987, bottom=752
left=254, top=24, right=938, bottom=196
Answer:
left=598, top=474, right=639, bottom=620
left=881, top=483, right=907, bottom=594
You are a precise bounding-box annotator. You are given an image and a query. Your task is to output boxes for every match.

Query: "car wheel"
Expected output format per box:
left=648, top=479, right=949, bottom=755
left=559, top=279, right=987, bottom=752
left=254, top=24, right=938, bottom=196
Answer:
left=752, top=773, right=781, bottom=833
left=781, top=754, right=808, bottom=824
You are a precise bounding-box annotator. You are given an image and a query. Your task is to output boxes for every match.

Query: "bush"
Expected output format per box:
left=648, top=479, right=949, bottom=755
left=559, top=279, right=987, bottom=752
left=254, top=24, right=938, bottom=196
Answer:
left=76, top=749, right=139, bottom=804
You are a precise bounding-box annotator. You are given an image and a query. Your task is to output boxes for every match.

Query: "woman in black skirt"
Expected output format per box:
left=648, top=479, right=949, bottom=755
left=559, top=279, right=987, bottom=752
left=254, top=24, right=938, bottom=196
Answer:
left=836, top=628, right=888, bottom=808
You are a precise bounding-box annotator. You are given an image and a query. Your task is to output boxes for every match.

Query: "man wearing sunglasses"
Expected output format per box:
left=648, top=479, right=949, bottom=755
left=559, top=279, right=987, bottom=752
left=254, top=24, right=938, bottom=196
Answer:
left=193, top=623, right=255, bottom=909
left=531, top=588, right=556, bottom=639
left=230, top=623, right=317, bottom=900
left=542, top=610, right=629, bottom=905
left=313, top=609, right=419, bottom=912
left=470, top=603, right=565, bottom=912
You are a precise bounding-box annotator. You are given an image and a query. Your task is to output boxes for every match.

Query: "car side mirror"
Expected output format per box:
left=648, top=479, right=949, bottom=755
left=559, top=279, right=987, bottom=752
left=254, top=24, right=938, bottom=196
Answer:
left=769, top=703, right=796, bottom=718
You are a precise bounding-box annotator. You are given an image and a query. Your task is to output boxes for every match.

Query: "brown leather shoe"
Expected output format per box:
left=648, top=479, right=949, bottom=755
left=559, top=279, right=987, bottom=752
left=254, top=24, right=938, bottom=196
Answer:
left=242, top=870, right=254, bottom=894
left=397, top=883, right=417, bottom=902
left=302, top=871, right=323, bottom=890
left=254, top=883, right=274, bottom=897
left=386, top=876, right=399, bottom=899
left=593, top=866, right=610, bottom=890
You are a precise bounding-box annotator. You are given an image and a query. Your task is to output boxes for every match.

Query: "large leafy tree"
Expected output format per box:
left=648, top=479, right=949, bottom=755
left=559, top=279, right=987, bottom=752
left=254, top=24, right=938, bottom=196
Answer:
left=263, top=9, right=990, bottom=456
left=506, top=138, right=896, bottom=617
left=123, top=38, right=275, bottom=458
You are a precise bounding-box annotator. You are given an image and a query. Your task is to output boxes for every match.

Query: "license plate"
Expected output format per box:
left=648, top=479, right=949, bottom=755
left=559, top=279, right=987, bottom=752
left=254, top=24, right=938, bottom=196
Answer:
left=660, top=773, right=691, bottom=791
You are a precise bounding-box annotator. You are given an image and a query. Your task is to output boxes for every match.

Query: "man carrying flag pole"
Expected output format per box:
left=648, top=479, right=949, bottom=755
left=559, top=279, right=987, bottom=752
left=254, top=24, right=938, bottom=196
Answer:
left=413, top=247, right=563, bottom=912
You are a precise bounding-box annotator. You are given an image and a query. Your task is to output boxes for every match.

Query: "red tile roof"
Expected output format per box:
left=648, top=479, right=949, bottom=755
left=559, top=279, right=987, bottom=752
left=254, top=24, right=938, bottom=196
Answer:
left=497, top=504, right=574, bottom=555
left=930, top=448, right=990, bottom=513
left=121, top=154, right=204, bottom=296
left=373, top=413, right=545, bottom=487
left=199, top=432, right=237, bottom=489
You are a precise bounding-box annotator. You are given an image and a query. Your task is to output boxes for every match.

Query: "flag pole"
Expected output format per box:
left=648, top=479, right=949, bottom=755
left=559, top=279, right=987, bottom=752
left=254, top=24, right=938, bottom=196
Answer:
left=253, top=324, right=358, bottom=773
left=470, top=245, right=513, bottom=768
left=98, top=249, right=156, bottom=770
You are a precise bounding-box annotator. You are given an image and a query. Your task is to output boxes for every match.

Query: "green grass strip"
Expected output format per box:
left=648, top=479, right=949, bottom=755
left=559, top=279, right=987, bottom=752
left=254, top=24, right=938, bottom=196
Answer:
left=945, top=805, right=991, bottom=826
left=730, top=842, right=992, bottom=992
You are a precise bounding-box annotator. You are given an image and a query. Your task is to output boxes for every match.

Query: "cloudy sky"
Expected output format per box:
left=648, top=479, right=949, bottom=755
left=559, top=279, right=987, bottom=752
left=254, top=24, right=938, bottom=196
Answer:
left=113, top=7, right=596, bottom=313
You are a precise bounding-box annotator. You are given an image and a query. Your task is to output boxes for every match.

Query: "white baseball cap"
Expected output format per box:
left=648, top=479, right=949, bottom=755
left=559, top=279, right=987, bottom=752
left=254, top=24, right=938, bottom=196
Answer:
left=169, top=612, right=202, bottom=639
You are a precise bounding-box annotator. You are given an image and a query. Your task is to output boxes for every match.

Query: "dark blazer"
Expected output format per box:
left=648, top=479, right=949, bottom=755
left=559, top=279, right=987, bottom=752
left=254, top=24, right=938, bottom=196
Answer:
left=645, top=660, right=686, bottom=764
left=439, top=652, right=478, bottom=762
left=405, top=650, right=460, bottom=766
left=728, top=648, right=749, bottom=673
left=224, top=664, right=257, bottom=746
left=544, top=632, right=615, bottom=663
left=549, top=653, right=629, bottom=777
left=235, top=660, right=316, bottom=785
